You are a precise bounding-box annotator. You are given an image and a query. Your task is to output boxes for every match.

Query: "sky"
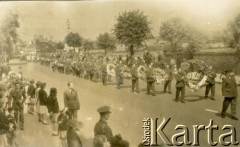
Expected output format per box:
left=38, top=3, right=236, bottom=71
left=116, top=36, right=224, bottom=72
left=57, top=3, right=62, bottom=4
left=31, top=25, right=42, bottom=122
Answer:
left=0, top=0, right=240, bottom=42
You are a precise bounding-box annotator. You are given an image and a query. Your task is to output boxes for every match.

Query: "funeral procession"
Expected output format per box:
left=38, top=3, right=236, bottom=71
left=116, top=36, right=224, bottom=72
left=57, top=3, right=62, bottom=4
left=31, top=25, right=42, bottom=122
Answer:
left=0, top=0, right=240, bottom=147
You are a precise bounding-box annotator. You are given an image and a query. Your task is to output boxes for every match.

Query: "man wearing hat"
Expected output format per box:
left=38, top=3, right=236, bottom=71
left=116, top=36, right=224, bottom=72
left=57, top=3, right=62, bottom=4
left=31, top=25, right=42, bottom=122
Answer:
left=8, top=82, right=26, bottom=130
left=94, top=106, right=113, bottom=147
left=221, top=69, right=238, bottom=120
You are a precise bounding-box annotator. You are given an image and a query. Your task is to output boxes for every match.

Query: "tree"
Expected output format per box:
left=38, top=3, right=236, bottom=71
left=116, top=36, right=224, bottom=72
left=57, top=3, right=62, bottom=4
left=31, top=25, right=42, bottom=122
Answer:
left=56, top=42, right=65, bottom=50
left=114, top=10, right=151, bottom=56
left=97, top=33, right=116, bottom=55
left=0, top=12, right=20, bottom=55
left=83, top=39, right=94, bottom=54
left=226, top=13, right=240, bottom=49
left=159, top=17, right=203, bottom=55
left=65, top=32, right=83, bottom=53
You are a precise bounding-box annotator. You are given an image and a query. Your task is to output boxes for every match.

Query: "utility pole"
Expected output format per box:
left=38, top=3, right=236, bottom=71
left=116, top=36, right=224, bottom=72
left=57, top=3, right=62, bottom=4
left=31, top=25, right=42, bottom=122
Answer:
left=66, top=19, right=71, bottom=34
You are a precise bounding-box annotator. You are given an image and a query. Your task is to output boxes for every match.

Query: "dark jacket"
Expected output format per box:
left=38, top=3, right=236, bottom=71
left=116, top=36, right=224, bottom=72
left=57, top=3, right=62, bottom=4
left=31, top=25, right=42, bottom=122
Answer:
left=47, top=95, right=59, bottom=113
left=27, top=84, right=35, bottom=98
left=0, top=109, right=9, bottom=135
left=64, top=89, right=80, bottom=110
left=145, top=68, right=155, bottom=82
left=175, top=72, right=186, bottom=88
left=222, top=76, right=238, bottom=97
left=58, top=114, right=69, bottom=131
left=67, top=127, right=83, bottom=147
left=9, top=88, right=26, bottom=109
left=94, top=119, right=113, bottom=142
left=131, top=66, right=139, bottom=79
left=38, top=89, right=48, bottom=106
left=206, top=71, right=217, bottom=85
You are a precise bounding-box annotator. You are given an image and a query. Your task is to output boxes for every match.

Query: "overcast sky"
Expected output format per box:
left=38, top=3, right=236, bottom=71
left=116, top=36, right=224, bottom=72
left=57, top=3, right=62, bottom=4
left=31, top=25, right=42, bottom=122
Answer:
left=1, top=0, right=240, bottom=42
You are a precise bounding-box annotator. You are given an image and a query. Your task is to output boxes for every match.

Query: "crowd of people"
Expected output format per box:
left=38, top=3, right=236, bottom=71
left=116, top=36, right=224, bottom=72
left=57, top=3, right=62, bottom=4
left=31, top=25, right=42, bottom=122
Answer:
left=0, top=49, right=238, bottom=147
left=0, top=63, right=130, bottom=147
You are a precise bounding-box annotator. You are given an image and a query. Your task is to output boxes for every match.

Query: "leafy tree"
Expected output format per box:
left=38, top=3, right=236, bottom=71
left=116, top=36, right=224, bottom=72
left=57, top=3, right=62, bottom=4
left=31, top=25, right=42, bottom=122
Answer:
left=83, top=39, right=94, bottom=54
left=0, top=12, right=20, bottom=55
left=65, top=32, right=83, bottom=53
left=114, top=10, right=151, bottom=56
left=159, top=17, right=203, bottom=55
left=97, top=33, right=116, bottom=55
left=226, top=13, right=240, bottom=49
left=56, top=42, right=65, bottom=50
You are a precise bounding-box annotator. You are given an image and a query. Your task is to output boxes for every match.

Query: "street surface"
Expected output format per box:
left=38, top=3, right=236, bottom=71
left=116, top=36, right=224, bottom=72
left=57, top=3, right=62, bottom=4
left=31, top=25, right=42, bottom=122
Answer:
left=10, top=60, right=240, bottom=147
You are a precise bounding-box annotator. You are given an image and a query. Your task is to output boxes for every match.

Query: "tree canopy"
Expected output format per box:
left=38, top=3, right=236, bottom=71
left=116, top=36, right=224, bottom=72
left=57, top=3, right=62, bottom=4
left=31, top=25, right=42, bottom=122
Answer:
left=159, top=17, right=204, bottom=55
left=0, top=12, right=20, bottom=55
left=97, top=33, right=116, bottom=55
left=226, top=13, right=240, bottom=49
left=56, top=42, right=65, bottom=50
left=65, top=32, right=83, bottom=49
left=83, top=39, right=94, bottom=53
left=114, top=10, right=151, bottom=56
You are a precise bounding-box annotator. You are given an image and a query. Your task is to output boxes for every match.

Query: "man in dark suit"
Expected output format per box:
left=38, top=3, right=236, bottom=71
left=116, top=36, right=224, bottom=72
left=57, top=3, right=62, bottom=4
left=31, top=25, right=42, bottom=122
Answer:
left=64, top=83, right=80, bottom=120
left=221, top=70, right=238, bottom=120
left=205, top=66, right=217, bottom=100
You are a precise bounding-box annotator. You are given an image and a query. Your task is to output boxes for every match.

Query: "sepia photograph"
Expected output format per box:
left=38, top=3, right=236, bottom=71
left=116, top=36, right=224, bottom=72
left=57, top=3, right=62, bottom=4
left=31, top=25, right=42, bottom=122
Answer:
left=0, top=0, right=240, bottom=146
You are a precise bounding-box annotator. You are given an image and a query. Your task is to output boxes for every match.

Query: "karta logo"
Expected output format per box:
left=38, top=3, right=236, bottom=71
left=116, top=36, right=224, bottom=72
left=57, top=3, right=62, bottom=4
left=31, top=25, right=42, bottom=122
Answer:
left=142, top=117, right=239, bottom=146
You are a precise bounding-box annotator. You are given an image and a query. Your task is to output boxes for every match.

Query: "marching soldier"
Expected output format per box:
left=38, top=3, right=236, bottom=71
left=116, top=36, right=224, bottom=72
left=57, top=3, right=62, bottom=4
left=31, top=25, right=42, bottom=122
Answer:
left=221, top=69, right=238, bottom=120
left=115, top=61, right=124, bottom=89
left=163, top=64, right=173, bottom=94
left=205, top=66, right=217, bottom=100
left=101, top=61, right=108, bottom=86
left=131, top=63, right=140, bottom=93
left=94, top=106, right=113, bottom=147
left=175, top=68, right=186, bottom=103
left=145, top=63, right=156, bottom=96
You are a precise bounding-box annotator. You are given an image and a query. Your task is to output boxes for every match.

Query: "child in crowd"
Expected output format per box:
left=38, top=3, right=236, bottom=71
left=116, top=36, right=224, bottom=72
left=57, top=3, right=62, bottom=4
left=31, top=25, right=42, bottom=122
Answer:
left=57, top=107, right=69, bottom=147
left=6, top=107, right=18, bottom=147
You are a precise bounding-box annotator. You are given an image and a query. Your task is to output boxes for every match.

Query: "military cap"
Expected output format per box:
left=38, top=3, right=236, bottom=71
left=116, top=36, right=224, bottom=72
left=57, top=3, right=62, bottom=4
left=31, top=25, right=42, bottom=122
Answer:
left=30, top=79, right=35, bottom=84
left=97, top=106, right=111, bottom=114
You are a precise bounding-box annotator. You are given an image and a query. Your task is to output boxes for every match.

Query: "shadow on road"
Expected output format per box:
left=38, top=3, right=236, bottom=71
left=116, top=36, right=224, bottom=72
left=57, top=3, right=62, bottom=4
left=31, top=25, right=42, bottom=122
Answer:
left=184, top=95, right=206, bottom=102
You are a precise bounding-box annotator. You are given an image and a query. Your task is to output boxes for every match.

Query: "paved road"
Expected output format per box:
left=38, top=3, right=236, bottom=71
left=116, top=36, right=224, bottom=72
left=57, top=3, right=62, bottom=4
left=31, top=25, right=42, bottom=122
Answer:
left=11, top=61, right=240, bottom=147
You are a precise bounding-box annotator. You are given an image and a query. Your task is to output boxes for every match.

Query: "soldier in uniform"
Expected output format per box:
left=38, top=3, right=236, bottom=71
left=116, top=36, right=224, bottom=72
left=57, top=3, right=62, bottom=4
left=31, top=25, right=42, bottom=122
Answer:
left=205, top=66, right=217, bottom=100
left=115, top=61, right=124, bottom=89
left=163, top=64, right=173, bottom=94
left=131, top=63, right=140, bottom=93
left=101, top=61, right=108, bottom=86
left=221, top=70, right=238, bottom=120
left=145, top=63, right=156, bottom=96
left=94, top=106, right=112, bottom=147
left=175, top=68, right=187, bottom=103
left=8, top=81, right=26, bottom=130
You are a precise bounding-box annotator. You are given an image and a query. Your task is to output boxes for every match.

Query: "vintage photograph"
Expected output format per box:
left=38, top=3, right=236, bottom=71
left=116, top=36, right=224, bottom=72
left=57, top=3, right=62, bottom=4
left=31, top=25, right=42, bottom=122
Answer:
left=0, top=0, right=240, bottom=147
